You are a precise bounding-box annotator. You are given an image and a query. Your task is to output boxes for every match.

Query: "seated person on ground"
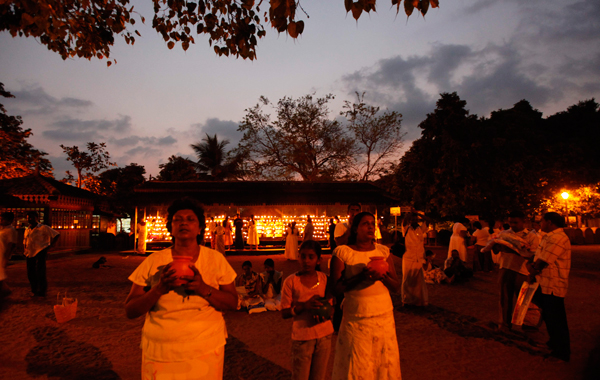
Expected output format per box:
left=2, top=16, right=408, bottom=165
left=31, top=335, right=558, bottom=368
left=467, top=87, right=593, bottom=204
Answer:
left=235, top=260, right=265, bottom=312
left=444, top=249, right=473, bottom=282
left=423, top=250, right=452, bottom=284
left=260, top=258, right=283, bottom=310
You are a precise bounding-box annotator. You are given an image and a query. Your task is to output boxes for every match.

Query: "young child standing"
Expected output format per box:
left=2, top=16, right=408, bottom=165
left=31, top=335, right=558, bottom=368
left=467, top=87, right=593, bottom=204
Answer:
left=281, top=240, right=334, bottom=380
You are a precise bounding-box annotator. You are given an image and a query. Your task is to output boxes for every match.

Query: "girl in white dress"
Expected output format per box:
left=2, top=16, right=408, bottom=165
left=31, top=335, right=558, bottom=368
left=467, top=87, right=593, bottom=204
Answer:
left=284, top=222, right=299, bottom=260
left=247, top=215, right=260, bottom=250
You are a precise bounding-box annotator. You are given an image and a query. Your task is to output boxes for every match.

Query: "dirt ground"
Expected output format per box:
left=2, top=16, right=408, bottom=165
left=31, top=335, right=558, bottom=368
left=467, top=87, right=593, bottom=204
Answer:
left=1, top=245, right=599, bottom=380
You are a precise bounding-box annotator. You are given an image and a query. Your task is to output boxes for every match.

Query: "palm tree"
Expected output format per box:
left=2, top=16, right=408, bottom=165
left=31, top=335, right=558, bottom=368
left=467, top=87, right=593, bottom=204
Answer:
left=191, top=134, right=241, bottom=180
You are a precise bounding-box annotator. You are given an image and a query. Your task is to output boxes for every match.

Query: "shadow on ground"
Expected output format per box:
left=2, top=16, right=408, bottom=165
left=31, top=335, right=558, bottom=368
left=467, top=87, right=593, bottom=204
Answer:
left=26, top=326, right=120, bottom=380
left=225, top=336, right=291, bottom=380
left=392, top=294, right=549, bottom=358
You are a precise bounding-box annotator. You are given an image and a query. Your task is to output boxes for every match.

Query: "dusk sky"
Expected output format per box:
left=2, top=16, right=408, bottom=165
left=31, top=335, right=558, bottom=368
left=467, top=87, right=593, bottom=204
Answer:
left=1, top=0, right=599, bottom=178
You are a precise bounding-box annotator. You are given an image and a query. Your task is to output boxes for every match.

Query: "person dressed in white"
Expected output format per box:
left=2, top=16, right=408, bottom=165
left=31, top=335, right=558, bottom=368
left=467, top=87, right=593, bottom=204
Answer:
left=284, top=222, right=300, bottom=260
left=125, top=198, right=238, bottom=379
left=136, top=220, right=147, bottom=254
left=23, top=211, right=60, bottom=297
left=0, top=212, right=18, bottom=297
left=401, top=210, right=431, bottom=307
left=334, top=203, right=362, bottom=246
left=247, top=215, right=260, bottom=250
left=330, top=211, right=402, bottom=379
left=303, top=216, right=314, bottom=242
left=448, top=218, right=469, bottom=262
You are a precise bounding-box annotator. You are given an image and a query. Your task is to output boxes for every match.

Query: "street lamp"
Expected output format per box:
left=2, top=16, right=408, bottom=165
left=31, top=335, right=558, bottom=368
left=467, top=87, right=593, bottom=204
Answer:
left=561, top=192, right=569, bottom=226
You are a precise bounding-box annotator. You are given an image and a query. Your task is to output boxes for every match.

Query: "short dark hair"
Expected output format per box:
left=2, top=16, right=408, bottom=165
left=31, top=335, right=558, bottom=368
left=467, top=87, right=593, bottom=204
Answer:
left=166, top=197, right=206, bottom=244
left=347, top=203, right=362, bottom=212
left=473, top=221, right=482, bottom=230
left=299, top=240, right=322, bottom=259
left=26, top=211, right=39, bottom=219
left=264, top=258, right=275, bottom=268
left=543, top=212, right=565, bottom=228
left=1, top=212, right=15, bottom=223
left=425, top=249, right=434, bottom=257
left=242, top=260, right=252, bottom=268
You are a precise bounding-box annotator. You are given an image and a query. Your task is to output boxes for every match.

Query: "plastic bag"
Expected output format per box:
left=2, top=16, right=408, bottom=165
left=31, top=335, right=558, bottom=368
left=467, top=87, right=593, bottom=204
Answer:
left=53, top=291, right=78, bottom=323
left=511, top=282, right=539, bottom=326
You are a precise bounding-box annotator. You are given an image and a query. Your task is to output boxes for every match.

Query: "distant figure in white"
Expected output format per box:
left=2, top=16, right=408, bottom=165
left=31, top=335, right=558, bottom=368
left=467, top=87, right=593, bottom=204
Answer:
left=136, top=220, right=147, bottom=254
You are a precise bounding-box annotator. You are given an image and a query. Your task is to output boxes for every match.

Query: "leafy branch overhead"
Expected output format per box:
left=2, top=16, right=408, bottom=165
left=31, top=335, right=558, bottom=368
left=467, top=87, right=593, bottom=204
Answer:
left=0, top=0, right=440, bottom=64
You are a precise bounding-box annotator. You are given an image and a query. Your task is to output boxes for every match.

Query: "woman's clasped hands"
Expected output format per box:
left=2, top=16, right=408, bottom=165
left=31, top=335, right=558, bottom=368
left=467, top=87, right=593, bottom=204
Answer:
left=156, top=263, right=211, bottom=297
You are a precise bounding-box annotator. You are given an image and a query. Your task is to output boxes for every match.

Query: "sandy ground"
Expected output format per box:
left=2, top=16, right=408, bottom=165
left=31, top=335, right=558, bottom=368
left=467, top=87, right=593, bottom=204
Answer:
left=1, top=245, right=599, bottom=380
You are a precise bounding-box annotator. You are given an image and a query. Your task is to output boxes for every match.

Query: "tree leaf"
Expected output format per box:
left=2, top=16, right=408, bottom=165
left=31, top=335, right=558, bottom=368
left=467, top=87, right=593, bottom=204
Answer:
left=296, top=20, right=304, bottom=35
left=351, top=3, right=363, bottom=20
left=287, top=21, right=298, bottom=38
left=168, top=41, right=175, bottom=49
left=430, top=0, right=439, bottom=8
left=420, top=0, right=429, bottom=16
left=345, top=0, right=353, bottom=12
left=404, top=0, right=414, bottom=16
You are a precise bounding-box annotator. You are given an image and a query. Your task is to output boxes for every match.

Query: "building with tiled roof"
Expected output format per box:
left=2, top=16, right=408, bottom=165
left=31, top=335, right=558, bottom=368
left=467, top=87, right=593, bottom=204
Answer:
left=0, top=175, right=97, bottom=253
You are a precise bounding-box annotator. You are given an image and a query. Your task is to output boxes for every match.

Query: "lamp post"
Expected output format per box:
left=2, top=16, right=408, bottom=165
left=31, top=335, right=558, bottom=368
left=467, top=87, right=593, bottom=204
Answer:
left=561, top=192, right=569, bottom=227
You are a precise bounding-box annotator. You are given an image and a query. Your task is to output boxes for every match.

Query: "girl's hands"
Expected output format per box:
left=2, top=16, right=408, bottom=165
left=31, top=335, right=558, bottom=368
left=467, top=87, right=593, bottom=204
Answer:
left=364, top=266, right=385, bottom=282
left=156, top=263, right=178, bottom=294
left=183, top=265, right=211, bottom=297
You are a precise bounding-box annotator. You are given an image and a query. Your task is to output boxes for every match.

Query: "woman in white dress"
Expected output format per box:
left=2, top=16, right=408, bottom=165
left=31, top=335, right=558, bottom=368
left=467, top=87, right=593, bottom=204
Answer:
left=223, top=217, right=233, bottom=250
left=247, top=215, right=260, bottom=250
left=448, top=218, right=469, bottom=262
left=284, top=221, right=299, bottom=260
left=125, top=198, right=238, bottom=379
left=330, top=211, right=402, bottom=379
left=215, top=221, right=226, bottom=255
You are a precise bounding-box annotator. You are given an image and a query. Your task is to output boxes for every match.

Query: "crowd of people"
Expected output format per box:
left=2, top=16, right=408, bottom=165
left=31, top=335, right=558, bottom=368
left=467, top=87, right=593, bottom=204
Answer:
left=0, top=197, right=573, bottom=379
left=399, top=209, right=571, bottom=365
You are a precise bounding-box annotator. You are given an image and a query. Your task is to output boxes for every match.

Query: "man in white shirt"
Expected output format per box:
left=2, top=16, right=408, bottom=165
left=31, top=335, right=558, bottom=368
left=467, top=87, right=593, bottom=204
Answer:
left=334, top=203, right=361, bottom=246
left=528, top=212, right=571, bottom=362
left=497, top=211, right=539, bottom=330
left=0, top=212, right=18, bottom=297
left=401, top=210, right=432, bottom=307
left=24, top=211, right=60, bottom=297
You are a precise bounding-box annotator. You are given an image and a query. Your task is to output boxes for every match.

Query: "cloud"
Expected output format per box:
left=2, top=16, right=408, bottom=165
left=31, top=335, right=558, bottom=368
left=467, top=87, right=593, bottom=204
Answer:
left=338, top=0, right=599, bottom=140
left=5, top=84, right=93, bottom=116
left=189, top=117, right=242, bottom=146
left=123, top=146, right=163, bottom=159
left=42, top=115, right=132, bottom=141
left=110, top=134, right=177, bottom=147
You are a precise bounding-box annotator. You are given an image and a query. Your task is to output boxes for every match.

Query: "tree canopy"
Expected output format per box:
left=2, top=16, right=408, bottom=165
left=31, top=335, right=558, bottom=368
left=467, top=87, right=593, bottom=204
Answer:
left=157, top=155, right=199, bottom=181
left=395, top=92, right=600, bottom=219
left=236, top=92, right=405, bottom=181
left=191, top=133, right=242, bottom=180
left=1, top=0, right=440, bottom=63
left=61, top=142, right=116, bottom=188
left=342, top=92, right=404, bottom=181
left=0, top=83, right=53, bottom=179
left=237, top=94, right=357, bottom=181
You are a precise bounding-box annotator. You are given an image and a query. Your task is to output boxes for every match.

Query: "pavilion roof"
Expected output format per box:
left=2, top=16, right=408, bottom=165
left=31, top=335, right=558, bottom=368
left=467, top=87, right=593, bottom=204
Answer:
left=0, top=175, right=96, bottom=206
left=134, top=180, right=398, bottom=206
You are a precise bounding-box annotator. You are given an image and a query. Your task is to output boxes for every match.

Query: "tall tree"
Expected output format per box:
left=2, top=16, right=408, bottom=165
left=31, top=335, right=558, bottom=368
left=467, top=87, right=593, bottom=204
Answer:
left=395, top=92, right=479, bottom=217
left=395, top=94, right=600, bottom=219
left=1, top=0, right=439, bottom=64
left=157, top=155, right=198, bottom=181
left=61, top=142, right=116, bottom=188
left=237, top=94, right=356, bottom=181
left=342, top=92, right=405, bottom=181
left=0, top=83, right=53, bottom=179
left=191, top=134, right=241, bottom=180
